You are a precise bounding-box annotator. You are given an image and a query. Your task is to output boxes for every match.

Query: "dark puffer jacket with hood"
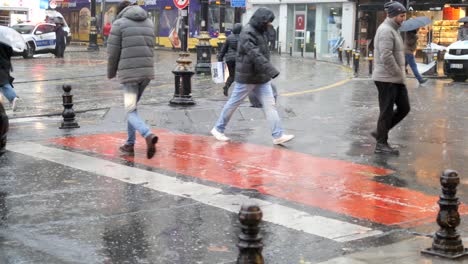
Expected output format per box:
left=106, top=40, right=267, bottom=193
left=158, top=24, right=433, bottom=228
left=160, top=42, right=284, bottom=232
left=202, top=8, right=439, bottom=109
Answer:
left=235, top=7, right=279, bottom=84
left=218, top=23, right=242, bottom=62
left=107, top=5, right=155, bottom=83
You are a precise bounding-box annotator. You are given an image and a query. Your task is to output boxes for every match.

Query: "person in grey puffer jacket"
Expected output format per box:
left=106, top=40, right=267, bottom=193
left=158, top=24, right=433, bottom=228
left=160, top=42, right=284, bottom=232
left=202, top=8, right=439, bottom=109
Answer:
left=371, top=1, right=410, bottom=156
left=107, top=1, right=158, bottom=159
left=218, top=23, right=242, bottom=96
left=211, top=7, right=294, bottom=145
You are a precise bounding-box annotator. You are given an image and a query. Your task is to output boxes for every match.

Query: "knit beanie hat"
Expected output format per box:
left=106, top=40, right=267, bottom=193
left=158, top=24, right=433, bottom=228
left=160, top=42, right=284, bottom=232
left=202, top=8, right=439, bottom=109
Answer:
left=117, top=0, right=133, bottom=15
left=384, top=1, right=407, bottom=18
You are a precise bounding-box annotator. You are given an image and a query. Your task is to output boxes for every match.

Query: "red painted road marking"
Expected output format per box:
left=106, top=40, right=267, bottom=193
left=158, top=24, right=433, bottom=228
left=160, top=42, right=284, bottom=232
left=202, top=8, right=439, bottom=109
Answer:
left=50, top=130, right=468, bottom=226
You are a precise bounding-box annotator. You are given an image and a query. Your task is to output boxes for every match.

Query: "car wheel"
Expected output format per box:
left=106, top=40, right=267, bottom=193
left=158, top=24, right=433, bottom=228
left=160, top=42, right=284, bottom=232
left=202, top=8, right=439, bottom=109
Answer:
left=451, top=76, right=467, bottom=82
left=23, top=42, right=35, bottom=59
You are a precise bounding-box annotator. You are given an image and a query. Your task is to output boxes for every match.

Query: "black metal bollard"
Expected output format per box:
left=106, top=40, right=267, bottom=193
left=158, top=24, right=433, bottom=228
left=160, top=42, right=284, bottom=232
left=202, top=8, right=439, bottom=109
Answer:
left=60, top=85, right=79, bottom=129
left=433, top=52, right=438, bottom=76
left=301, top=42, right=304, bottom=58
left=345, top=49, right=351, bottom=66
left=237, top=204, right=264, bottom=264
left=368, top=51, right=374, bottom=76
left=338, top=47, right=343, bottom=63
left=353, top=51, right=360, bottom=76
left=170, top=53, right=195, bottom=105
left=289, top=42, right=292, bottom=57
left=422, top=170, right=468, bottom=259
left=278, top=41, right=281, bottom=56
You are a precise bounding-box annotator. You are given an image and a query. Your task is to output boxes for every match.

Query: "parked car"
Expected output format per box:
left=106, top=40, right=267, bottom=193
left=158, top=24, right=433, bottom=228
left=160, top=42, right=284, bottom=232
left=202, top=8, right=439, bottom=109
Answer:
left=12, top=22, right=57, bottom=59
left=444, top=40, right=468, bottom=82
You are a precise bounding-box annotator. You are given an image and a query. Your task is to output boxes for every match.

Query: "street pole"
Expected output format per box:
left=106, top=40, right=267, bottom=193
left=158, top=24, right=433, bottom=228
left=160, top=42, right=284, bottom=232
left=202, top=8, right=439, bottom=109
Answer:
left=195, top=0, right=212, bottom=74
left=87, top=0, right=99, bottom=51
left=234, top=7, right=242, bottom=23
left=170, top=6, right=195, bottom=105
left=100, top=0, right=106, bottom=33
left=217, top=0, right=226, bottom=53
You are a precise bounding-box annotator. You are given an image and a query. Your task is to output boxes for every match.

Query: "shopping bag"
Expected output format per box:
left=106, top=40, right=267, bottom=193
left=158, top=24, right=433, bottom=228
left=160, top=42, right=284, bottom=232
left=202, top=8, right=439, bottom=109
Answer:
left=211, top=62, right=224, bottom=84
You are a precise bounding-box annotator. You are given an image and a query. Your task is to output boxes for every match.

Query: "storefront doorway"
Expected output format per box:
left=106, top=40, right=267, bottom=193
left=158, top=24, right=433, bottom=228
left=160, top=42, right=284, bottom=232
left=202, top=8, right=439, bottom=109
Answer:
left=293, top=5, right=306, bottom=54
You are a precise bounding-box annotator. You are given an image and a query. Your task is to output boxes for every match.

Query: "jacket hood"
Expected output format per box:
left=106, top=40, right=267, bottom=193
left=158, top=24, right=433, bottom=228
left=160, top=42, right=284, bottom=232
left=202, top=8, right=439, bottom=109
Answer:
left=232, top=23, right=242, bottom=34
left=117, top=5, right=147, bottom=21
left=249, top=7, right=274, bottom=32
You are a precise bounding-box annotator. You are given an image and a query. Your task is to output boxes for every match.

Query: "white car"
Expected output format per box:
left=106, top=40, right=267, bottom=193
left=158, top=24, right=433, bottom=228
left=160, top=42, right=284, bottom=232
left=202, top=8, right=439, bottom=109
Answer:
left=444, top=40, right=468, bottom=82
left=12, top=22, right=57, bottom=59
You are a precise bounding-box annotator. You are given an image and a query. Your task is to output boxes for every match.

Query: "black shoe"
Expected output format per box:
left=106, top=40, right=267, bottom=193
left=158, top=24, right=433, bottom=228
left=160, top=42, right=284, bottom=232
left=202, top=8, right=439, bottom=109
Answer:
left=119, top=144, right=135, bottom=156
left=223, top=87, right=228, bottom=96
left=374, top=143, right=399, bottom=155
left=145, top=134, right=158, bottom=159
left=419, top=78, right=428, bottom=84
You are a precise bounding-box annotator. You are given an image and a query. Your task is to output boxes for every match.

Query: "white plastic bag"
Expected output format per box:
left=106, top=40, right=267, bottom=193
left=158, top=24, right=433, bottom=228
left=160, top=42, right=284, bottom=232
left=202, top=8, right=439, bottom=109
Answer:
left=211, top=62, right=224, bottom=84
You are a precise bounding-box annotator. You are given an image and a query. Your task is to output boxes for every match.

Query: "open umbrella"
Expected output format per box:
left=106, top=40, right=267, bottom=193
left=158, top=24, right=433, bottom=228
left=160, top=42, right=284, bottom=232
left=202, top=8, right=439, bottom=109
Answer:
left=458, top=17, right=468, bottom=23
left=0, top=25, right=26, bottom=53
left=399, top=16, right=432, bottom=32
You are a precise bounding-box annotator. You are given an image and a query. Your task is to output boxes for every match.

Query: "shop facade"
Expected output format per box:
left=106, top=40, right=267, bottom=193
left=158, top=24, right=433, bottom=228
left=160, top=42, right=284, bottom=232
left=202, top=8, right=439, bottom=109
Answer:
left=357, top=0, right=467, bottom=56
left=0, top=0, right=47, bottom=26
left=244, top=0, right=356, bottom=58
left=55, top=0, right=238, bottom=48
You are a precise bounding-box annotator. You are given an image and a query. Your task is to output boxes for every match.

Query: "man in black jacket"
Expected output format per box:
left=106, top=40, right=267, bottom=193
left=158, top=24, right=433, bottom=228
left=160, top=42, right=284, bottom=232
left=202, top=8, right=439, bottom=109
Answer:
left=211, top=7, right=294, bottom=145
left=218, top=23, right=242, bottom=96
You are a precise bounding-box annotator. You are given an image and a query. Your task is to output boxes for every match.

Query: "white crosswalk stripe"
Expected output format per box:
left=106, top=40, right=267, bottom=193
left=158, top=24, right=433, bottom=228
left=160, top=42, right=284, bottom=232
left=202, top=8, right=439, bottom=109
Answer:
left=8, top=142, right=383, bottom=242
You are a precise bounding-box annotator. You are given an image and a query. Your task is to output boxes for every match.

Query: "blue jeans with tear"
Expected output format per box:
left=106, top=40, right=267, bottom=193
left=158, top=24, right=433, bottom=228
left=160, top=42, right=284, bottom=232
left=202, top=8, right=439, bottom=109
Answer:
left=214, top=81, right=284, bottom=139
left=0, top=83, right=17, bottom=103
left=123, top=79, right=152, bottom=145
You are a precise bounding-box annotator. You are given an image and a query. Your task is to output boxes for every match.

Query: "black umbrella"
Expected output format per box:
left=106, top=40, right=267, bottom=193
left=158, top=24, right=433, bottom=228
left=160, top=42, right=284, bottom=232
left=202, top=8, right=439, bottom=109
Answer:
left=458, top=16, right=468, bottom=23
left=399, top=16, right=432, bottom=32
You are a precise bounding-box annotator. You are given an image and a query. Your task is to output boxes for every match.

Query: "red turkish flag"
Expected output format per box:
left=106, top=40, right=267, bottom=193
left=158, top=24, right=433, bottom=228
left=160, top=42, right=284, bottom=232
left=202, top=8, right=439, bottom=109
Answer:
left=296, top=15, right=305, bottom=30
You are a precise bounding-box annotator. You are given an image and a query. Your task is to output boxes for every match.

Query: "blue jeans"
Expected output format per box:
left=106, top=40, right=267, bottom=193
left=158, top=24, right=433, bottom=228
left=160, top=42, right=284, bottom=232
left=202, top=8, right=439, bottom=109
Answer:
left=0, top=83, right=17, bottom=103
left=405, top=53, right=423, bottom=82
left=214, top=81, right=284, bottom=139
left=123, top=79, right=151, bottom=145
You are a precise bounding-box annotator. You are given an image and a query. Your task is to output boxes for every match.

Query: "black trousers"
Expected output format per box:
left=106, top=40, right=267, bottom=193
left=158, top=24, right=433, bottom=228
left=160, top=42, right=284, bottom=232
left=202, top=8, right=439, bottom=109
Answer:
left=375, top=81, right=410, bottom=144
left=224, top=61, right=236, bottom=90
left=0, top=102, right=8, bottom=154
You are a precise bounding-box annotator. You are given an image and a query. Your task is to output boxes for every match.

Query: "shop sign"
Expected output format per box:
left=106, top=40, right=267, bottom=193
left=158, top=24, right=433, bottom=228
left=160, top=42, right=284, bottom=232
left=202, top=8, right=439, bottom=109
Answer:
left=231, top=0, right=245, bottom=7
left=173, top=0, right=189, bottom=10
left=295, top=14, right=305, bottom=30
left=443, top=7, right=460, bottom=20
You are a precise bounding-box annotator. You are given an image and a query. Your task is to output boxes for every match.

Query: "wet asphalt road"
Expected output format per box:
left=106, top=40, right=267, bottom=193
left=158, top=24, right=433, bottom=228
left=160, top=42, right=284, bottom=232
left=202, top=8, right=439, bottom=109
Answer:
left=0, top=48, right=467, bottom=263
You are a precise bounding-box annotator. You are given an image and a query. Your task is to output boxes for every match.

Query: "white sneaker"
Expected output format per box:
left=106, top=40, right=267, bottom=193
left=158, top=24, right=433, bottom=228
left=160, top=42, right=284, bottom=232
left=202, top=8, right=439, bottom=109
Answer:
left=211, top=128, right=230, bottom=141
left=273, top=134, right=295, bottom=145
left=11, top=97, right=19, bottom=112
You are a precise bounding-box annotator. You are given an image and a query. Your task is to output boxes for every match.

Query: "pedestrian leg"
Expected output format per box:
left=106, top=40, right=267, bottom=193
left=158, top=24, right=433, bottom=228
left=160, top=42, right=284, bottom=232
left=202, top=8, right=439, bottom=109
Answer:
left=0, top=83, right=17, bottom=103
left=214, top=82, right=254, bottom=133
left=375, top=81, right=398, bottom=144
left=406, top=54, right=423, bottom=82
left=255, top=82, right=284, bottom=139
left=389, top=84, right=410, bottom=130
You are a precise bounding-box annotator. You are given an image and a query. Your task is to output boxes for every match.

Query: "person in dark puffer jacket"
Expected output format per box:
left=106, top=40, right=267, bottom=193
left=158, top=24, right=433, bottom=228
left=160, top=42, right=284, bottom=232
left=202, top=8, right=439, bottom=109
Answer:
left=218, top=23, right=242, bottom=96
left=211, top=7, right=294, bottom=145
left=107, top=1, right=158, bottom=159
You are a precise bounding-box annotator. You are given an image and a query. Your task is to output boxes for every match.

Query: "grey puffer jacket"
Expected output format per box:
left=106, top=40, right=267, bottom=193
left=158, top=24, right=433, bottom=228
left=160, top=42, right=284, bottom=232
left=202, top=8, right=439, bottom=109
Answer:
left=218, top=23, right=242, bottom=62
left=372, top=17, right=406, bottom=84
left=107, top=5, right=155, bottom=83
left=235, top=7, right=279, bottom=84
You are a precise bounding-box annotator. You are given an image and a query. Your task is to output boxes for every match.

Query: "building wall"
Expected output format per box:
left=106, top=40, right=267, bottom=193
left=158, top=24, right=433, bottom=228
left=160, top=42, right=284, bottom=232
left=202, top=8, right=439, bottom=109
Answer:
left=245, top=0, right=355, bottom=56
